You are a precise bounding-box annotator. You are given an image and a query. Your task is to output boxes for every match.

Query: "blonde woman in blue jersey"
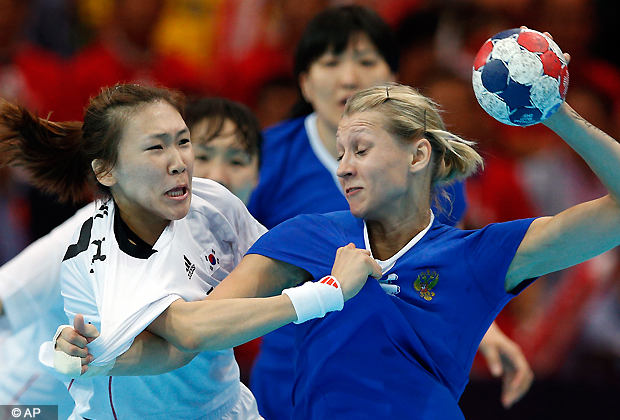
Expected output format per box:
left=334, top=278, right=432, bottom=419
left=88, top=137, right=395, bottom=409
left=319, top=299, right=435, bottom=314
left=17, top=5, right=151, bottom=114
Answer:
left=248, top=5, right=532, bottom=417
left=241, top=81, right=620, bottom=418
left=0, top=84, right=380, bottom=420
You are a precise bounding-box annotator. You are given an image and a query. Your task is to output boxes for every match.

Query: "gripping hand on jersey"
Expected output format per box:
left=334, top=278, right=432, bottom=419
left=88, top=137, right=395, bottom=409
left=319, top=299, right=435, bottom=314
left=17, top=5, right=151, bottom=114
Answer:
left=331, top=243, right=382, bottom=301
left=54, top=314, right=102, bottom=377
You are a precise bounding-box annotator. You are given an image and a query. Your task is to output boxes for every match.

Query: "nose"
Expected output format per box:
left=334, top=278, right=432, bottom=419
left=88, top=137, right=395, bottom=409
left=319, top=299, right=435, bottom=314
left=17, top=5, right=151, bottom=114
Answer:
left=204, top=160, right=230, bottom=188
left=338, top=60, right=360, bottom=89
left=169, top=149, right=186, bottom=175
left=336, top=153, right=355, bottom=179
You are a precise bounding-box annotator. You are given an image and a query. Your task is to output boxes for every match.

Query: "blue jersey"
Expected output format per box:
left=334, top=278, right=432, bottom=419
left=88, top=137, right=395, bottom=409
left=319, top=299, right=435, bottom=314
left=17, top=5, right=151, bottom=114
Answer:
left=248, top=211, right=534, bottom=419
left=248, top=115, right=468, bottom=419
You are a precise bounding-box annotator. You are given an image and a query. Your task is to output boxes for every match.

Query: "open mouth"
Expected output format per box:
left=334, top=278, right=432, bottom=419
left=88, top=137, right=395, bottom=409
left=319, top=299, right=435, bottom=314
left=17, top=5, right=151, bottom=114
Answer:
left=166, top=186, right=188, bottom=198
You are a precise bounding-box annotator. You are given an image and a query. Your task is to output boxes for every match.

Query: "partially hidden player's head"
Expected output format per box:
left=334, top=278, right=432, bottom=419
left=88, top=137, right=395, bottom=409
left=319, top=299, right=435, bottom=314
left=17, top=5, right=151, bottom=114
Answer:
left=336, top=82, right=483, bottom=220
left=185, top=97, right=262, bottom=205
left=291, top=5, right=399, bottom=130
left=0, top=83, right=192, bottom=240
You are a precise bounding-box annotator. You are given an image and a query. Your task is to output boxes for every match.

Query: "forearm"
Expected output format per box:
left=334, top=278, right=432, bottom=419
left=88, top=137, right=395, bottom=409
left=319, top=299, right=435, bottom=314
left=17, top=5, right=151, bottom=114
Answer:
left=545, top=103, right=620, bottom=201
left=150, top=295, right=297, bottom=352
left=109, top=329, right=199, bottom=376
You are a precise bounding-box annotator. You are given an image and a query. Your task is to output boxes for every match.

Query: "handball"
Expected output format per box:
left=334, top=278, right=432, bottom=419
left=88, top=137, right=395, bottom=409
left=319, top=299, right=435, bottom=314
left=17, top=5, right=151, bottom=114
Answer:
left=472, top=28, right=569, bottom=126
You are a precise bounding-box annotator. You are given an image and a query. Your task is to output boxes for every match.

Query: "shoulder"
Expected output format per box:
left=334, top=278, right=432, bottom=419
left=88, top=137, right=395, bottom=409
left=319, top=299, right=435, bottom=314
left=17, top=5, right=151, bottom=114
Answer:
left=191, top=177, right=248, bottom=211
left=62, top=201, right=114, bottom=264
left=190, top=177, right=264, bottom=231
left=269, top=211, right=359, bottom=238
left=262, top=116, right=307, bottom=145
left=470, top=218, right=536, bottom=241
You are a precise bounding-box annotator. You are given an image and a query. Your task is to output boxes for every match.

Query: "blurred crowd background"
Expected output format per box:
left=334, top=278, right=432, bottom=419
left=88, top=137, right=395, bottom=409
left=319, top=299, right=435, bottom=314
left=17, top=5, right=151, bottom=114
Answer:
left=1, top=0, right=620, bottom=418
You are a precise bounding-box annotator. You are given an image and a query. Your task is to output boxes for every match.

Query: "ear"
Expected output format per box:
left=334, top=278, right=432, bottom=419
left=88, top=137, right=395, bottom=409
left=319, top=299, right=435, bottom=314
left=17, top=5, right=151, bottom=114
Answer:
left=298, top=72, right=314, bottom=104
left=91, top=159, right=117, bottom=187
left=409, top=138, right=432, bottom=174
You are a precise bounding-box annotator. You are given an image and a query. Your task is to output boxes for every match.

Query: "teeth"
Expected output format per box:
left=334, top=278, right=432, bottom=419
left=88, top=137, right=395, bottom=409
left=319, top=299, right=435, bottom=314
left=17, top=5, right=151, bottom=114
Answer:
left=168, top=189, right=184, bottom=197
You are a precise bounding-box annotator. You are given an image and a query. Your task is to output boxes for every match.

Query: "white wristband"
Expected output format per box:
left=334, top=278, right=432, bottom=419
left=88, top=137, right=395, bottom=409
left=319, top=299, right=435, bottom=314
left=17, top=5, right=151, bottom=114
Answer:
left=52, top=325, right=115, bottom=379
left=282, top=276, right=344, bottom=324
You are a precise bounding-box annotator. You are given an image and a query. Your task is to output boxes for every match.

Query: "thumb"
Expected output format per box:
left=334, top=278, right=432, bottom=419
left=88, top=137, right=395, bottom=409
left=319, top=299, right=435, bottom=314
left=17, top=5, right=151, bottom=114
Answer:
left=482, top=347, right=503, bottom=378
left=74, top=314, right=100, bottom=341
left=369, top=259, right=382, bottom=279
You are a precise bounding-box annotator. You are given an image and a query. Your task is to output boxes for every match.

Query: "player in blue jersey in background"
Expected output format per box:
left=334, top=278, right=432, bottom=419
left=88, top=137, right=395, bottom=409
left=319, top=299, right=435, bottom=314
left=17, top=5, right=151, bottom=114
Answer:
left=246, top=6, right=531, bottom=418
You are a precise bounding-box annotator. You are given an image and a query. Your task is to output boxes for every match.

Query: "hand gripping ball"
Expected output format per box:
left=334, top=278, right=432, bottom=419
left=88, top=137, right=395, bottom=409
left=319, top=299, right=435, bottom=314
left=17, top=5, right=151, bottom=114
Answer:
left=472, top=28, right=569, bottom=126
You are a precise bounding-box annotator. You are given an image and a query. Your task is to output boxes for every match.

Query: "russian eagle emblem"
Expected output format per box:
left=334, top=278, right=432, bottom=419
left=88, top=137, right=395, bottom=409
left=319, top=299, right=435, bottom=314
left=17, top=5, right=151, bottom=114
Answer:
left=414, top=269, right=439, bottom=301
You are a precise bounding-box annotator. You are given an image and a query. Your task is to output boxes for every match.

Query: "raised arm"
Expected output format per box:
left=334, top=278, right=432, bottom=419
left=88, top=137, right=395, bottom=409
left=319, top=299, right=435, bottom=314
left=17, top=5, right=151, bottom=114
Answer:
left=506, top=103, right=620, bottom=291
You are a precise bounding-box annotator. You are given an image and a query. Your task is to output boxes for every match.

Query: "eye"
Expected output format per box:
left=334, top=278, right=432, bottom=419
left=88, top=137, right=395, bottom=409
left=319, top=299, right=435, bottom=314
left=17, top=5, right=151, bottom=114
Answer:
left=146, top=144, right=163, bottom=151
left=179, top=138, right=191, bottom=146
left=336, top=154, right=343, bottom=162
left=194, top=154, right=210, bottom=162
left=321, top=57, right=340, bottom=67
left=360, top=59, right=378, bottom=67
left=356, top=149, right=368, bottom=156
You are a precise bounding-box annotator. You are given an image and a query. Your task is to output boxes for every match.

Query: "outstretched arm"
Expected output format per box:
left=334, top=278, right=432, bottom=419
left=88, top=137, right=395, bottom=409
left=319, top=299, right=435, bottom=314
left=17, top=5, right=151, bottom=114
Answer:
left=506, top=103, right=620, bottom=290
left=148, top=244, right=381, bottom=352
left=56, top=244, right=382, bottom=375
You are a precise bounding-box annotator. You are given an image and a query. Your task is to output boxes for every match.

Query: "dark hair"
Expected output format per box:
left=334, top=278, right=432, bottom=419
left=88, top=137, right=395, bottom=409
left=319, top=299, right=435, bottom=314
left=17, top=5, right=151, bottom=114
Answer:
left=184, top=97, right=263, bottom=164
left=290, top=5, right=399, bottom=118
left=0, top=84, right=185, bottom=203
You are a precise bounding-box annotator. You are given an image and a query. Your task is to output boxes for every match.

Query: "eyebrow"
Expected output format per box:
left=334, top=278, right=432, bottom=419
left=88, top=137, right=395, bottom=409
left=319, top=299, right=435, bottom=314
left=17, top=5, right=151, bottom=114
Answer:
left=197, top=143, right=252, bottom=156
left=150, top=127, right=189, bottom=140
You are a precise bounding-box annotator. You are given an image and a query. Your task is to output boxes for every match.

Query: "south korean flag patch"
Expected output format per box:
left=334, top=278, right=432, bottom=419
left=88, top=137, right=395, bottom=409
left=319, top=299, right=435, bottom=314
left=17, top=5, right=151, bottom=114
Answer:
left=201, top=246, right=221, bottom=273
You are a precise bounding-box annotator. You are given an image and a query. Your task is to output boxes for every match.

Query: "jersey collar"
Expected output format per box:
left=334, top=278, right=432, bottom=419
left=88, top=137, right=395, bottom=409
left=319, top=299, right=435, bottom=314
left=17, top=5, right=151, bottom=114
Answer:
left=363, top=212, right=435, bottom=275
left=305, top=113, right=343, bottom=193
left=113, top=202, right=157, bottom=259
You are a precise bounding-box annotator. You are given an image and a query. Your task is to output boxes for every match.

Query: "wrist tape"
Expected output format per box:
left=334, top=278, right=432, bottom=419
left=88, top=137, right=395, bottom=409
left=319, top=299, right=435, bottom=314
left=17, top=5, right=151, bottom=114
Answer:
left=52, top=325, right=115, bottom=379
left=282, top=276, right=344, bottom=324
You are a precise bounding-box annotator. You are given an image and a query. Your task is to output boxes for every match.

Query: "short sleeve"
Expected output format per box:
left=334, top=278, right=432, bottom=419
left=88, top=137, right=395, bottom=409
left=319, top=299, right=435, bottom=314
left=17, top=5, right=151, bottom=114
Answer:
left=192, top=177, right=267, bottom=256
left=247, top=214, right=347, bottom=280
left=464, top=218, right=536, bottom=304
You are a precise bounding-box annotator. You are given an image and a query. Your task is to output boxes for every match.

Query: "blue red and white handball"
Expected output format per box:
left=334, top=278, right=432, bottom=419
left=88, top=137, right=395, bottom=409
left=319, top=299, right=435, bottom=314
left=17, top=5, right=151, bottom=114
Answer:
left=472, top=28, right=569, bottom=126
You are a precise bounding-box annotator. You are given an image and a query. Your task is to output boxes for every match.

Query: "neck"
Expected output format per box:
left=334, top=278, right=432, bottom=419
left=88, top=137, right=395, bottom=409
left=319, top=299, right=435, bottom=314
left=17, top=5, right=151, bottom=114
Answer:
left=366, top=204, right=432, bottom=261
left=116, top=204, right=168, bottom=246
left=315, top=115, right=339, bottom=159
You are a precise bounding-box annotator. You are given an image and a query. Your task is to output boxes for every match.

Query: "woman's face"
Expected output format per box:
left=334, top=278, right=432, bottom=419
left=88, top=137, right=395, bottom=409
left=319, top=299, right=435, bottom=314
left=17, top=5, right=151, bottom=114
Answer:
left=336, top=110, right=416, bottom=221
left=103, top=101, right=193, bottom=230
left=300, top=33, right=395, bottom=133
left=191, top=118, right=259, bottom=205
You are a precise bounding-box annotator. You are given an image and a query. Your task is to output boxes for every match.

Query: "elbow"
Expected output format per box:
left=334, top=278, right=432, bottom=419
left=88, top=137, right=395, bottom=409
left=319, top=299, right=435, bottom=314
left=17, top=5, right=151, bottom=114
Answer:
left=172, top=326, right=224, bottom=352
left=173, top=332, right=202, bottom=353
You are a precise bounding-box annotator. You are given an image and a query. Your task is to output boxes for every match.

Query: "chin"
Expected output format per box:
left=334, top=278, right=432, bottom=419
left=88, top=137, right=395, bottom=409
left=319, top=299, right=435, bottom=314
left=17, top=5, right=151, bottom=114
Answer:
left=348, top=207, right=366, bottom=220
left=168, top=201, right=191, bottom=221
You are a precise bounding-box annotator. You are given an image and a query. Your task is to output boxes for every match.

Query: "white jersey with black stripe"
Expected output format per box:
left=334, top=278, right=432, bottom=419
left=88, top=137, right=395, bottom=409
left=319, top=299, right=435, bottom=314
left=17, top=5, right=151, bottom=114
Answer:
left=54, top=179, right=266, bottom=420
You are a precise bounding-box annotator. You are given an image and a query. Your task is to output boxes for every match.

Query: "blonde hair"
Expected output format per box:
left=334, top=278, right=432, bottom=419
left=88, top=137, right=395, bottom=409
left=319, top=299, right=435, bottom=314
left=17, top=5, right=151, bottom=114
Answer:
left=343, top=82, right=483, bottom=187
